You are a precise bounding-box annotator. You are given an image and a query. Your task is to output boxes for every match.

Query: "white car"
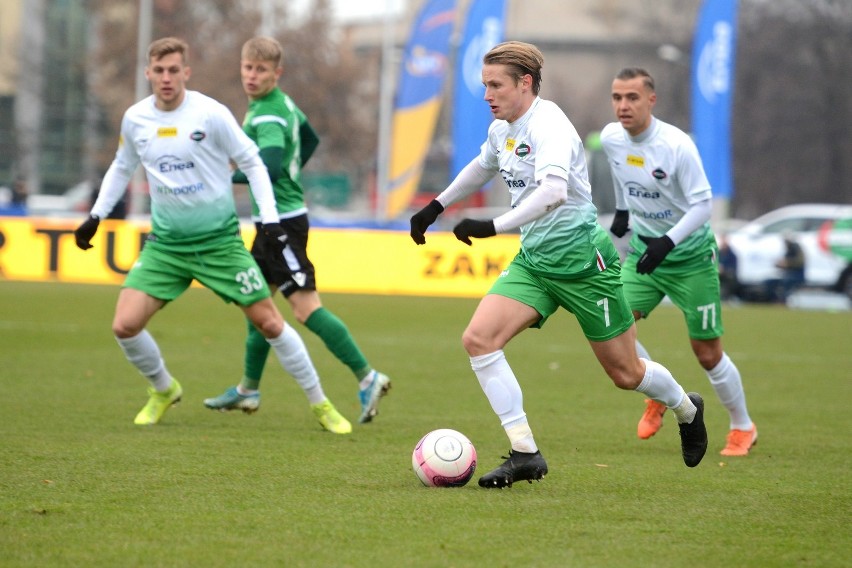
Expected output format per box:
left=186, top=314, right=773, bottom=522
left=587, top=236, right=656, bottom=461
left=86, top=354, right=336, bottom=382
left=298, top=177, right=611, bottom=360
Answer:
left=724, top=203, right=852, bottom=298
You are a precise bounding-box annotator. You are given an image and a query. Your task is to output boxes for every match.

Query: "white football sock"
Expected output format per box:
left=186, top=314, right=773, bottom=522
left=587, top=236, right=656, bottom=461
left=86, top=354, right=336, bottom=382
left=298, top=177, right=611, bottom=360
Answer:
left=672, top=394, right=698, bottom=425
left=267, top=325, right=326, bottom=405
left=116, top=330, right=172, bottom=391
left=505, top=420, right=537, bottom=453
left=706, top=352, right=752, bottom=430
left=635, top=358, right=695, bottom=423
left=470, top=350, right=537, bottom=453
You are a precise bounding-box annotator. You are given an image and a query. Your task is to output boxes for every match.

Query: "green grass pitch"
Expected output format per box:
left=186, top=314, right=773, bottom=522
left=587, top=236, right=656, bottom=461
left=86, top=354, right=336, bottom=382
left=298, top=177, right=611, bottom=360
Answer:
left=1, top=281, right=850, bottom=567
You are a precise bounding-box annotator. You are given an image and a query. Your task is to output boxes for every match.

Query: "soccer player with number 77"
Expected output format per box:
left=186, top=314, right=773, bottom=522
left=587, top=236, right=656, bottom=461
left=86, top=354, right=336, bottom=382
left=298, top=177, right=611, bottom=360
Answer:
left=410, top=41, right=708, bottom=489
left=73, top=37, right=350, bottom=432
left=601, top=67, right=756, bottom=456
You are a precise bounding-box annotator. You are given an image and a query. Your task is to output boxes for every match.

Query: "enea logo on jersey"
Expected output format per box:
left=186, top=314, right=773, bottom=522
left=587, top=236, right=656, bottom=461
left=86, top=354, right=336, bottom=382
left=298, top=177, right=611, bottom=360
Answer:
left=515, top=143, right=531, bottom=158
left=157, top=127, right=178, bottom=137
left=499, top=169, right=526, bottom=188
left=156, top=154, right=195, bottom=173
left=190, top=130, right=206, bottom=142
left=626, top=181, right=660, bottom=199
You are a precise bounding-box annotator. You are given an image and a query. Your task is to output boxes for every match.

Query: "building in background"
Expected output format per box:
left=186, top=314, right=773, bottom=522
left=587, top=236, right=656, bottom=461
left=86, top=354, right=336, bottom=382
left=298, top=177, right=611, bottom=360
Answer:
left=0, top=1, right=22, bottom=186
left=1, top=0, right=96, bottom=213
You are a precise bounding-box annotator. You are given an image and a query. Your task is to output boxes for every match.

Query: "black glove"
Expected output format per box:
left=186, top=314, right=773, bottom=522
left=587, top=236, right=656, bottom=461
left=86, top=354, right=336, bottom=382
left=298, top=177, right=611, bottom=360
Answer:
left=453, top=219, right=496, bottom=246
left=262, top=223, right=288, bottom=251
left=409, top=199, right=444, bottom=245
left=610, top=209, right=630, bottom=238
left=73, top=215, right=100, bottom=250
left=636, top=234, right=675, bottom=274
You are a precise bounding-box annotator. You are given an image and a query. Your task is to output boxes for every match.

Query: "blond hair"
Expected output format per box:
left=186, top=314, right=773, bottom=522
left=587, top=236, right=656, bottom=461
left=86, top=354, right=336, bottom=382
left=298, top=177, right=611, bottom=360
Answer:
left=241, top=36, right=283, bottom=67
left=483, top=41, right=544, bottom=95
left=147, top=37, right=188, bottom=64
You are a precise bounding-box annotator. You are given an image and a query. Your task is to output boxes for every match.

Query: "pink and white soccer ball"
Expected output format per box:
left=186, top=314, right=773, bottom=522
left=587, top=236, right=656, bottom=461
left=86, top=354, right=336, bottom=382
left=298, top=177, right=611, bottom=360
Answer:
left=412, top=428, right=477, bottom=487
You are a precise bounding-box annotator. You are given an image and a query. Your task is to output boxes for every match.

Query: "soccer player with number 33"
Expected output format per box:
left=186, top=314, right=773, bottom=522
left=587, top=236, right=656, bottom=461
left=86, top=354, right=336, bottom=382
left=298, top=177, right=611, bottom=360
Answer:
left=73, top=37, right=348, bottom=431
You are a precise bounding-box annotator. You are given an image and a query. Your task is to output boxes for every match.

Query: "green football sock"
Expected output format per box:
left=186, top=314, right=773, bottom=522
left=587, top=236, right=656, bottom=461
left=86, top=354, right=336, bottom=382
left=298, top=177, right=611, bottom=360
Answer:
left=305, top=307, right=370, bottom=380
left=241, top=319, right=270, bottom=391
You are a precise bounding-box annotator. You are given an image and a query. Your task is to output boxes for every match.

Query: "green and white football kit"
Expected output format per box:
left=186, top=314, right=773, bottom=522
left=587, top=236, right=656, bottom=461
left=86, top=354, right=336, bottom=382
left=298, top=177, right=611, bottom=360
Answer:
left=416, top=94, right=707, bottom=481
left=601, top=116, right=721, bottom=339
left=83, top=87, right=350, bottom=430
left=602, top=115, right=754, bottom=444
left=91, top=90, right=280, bottom=305
left=477, top=97, right=633, bottom=341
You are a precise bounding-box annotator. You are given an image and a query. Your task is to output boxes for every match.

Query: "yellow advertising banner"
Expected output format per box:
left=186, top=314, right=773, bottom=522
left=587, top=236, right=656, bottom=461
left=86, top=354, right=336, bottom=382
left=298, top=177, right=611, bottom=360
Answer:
left=0, top=217, right=521, bottom=298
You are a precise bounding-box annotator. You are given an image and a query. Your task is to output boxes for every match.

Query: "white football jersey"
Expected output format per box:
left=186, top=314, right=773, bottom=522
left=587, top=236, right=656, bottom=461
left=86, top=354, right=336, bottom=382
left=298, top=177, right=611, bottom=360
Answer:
left=601, top=116, right=714, bottom=258
left=95, top=90, right=270, bottom=243
left=478, top=98, right=605, bottom=276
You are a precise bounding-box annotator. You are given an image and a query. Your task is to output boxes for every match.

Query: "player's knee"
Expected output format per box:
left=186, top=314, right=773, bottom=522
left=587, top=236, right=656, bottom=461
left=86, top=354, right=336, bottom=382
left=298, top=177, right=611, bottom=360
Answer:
left=255, top=317, right=283, bottom=338
left=288, top=292, right=320, bottom=324
left=461, top=327, right=491, bottom=356
left=291, top=305, right=313, bottom=325
left=608, top=370, right=640, bottom=390
left=601, top=359, right=643, bottom=390
left=247, top=308, right=283, bottom=338
left=696, top=351, right=721, bottom=370
left=112, top=319, right=142, bottom=339
left=460, top=328, right=478, bottom=355
left=692, top=341, right=722, bottom=370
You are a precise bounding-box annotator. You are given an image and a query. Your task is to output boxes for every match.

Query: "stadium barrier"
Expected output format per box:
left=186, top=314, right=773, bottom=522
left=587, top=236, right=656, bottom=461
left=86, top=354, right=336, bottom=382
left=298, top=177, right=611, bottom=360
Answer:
left=0, top=216, right=521, bottom=298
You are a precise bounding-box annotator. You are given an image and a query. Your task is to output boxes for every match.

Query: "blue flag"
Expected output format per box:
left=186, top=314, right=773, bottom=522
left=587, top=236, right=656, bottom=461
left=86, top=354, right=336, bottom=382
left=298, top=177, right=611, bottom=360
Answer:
left=450, top=0, right=506, bottom=180
left=691, top=0, right=739, bottom=200
left=384, top=0, right=457, bottom=218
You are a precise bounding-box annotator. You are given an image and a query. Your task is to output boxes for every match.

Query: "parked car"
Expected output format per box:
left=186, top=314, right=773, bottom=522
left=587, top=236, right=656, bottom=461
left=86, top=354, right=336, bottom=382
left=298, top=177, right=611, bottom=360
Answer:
left=724, top=203, right=852, bottom=300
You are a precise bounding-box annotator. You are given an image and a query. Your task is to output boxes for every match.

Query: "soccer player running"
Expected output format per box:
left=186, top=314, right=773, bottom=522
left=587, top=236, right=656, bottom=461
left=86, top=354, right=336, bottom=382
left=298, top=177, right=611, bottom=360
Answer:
left=203, top=37, right=390, bottom=424
left=600, top=67, right=757, bottom=456
left=409, top=41, right=708, bottom=489
left=73, top=37, right=351, bottom=433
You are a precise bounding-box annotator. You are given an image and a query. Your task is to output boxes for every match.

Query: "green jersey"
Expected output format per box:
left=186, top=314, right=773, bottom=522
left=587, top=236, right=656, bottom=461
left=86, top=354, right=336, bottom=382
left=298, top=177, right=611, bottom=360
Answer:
left=240, top=87, right=312, bottom=220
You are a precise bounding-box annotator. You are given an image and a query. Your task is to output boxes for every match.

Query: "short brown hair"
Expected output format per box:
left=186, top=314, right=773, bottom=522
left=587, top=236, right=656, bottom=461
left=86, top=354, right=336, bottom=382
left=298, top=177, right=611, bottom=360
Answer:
left=615, top=67, right=655, bottom=92
left=147, top=37, right=188, bottom=64
left=483, top=41, right=544, bottom=95
left=241, top=37, right=283, bottom=67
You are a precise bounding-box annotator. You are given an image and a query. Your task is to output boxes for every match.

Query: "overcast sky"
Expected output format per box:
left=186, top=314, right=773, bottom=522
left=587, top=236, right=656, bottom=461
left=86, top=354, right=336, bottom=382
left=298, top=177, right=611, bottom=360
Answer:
left=291, top=0, right=406, bottom=22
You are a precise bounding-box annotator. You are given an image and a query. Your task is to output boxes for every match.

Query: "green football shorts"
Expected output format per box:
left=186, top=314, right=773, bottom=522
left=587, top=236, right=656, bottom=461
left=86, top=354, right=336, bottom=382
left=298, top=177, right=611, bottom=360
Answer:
left=488, top=258, right=634, bottom=342
left=621, top=253, right=724, bottom=340
left=123, top=237, right=271, bottom=306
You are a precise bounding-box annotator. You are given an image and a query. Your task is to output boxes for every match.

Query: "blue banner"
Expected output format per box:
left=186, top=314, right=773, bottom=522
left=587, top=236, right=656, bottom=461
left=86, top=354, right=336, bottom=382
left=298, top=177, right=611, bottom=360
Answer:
left=690, top=0, right=739, bottom=200
left=450, top=0, right=506, bottom=180
left=384, top=0, right=457, bottom=218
